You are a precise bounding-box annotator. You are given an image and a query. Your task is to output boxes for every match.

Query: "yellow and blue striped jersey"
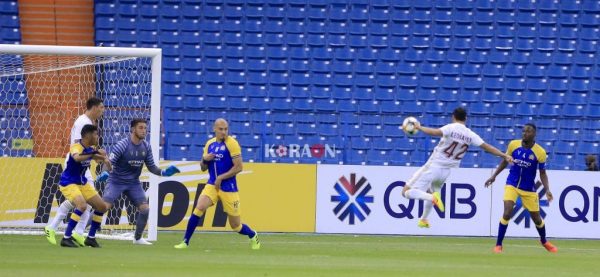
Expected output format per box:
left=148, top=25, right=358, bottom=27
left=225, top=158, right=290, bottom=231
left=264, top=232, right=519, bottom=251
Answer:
left=59, top=143, right=95, bottom=186
left=505, top=139, right=547, bottom=192
left=203, top=136, right=242, bottom=192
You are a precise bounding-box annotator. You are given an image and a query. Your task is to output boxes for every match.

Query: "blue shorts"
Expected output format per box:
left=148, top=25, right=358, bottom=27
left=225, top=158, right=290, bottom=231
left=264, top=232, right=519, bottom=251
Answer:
left=102, top=183, right=147, bottom=207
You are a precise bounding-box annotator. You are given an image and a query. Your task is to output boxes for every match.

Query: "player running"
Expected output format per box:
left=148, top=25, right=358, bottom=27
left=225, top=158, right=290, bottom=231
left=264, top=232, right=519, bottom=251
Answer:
left=484, top=123, right=558, bottom=253
left=175, top=118, right=260, bottom=250
left=99, top=119, right=180, bottom=246
left=402, top=107, right=513, bottom=228
left=45, top=97, right=105, bottom=246
left=58, top=124, right=110, bottom=248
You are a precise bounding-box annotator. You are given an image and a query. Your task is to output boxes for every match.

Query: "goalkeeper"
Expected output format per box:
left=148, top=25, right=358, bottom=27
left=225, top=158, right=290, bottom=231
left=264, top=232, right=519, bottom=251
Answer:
left=98, top=119, right=180, bottom=245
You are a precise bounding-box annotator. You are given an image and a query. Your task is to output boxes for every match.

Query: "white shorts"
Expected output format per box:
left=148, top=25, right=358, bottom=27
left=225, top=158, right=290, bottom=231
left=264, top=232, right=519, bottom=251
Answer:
left=407, top=164, right=451, bottom=192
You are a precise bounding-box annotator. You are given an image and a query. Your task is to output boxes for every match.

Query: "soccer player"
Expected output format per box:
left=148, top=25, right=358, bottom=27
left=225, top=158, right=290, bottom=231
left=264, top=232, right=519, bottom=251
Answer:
left=58, top=124, right=110, bottom=248
left=99, top=119, right=180, bottom=245
left=175, top=118, right=260, bottom=250
left=45, top=97, right=105, bottom=246
left=402, top=107, right=513, bottom=228
left=484, top=123, right=558, bottom=253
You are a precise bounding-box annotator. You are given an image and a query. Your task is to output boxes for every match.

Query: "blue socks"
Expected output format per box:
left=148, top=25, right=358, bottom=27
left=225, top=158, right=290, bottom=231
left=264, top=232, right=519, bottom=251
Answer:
left=183, top=208, right=204, bottom=245
left=64, top=208, right=84, bottom=238
left=496, top=218, right=509, bottom=246
left=536, top=221, right=547, bottom=244
left=237, top=224, right=256, bottom=239
left=88, top=211, right=104, bottom=238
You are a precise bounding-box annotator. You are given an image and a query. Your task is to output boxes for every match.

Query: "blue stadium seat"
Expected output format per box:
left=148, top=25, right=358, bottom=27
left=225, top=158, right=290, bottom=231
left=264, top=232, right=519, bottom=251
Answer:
left=89, top=0, right=600, bottom=164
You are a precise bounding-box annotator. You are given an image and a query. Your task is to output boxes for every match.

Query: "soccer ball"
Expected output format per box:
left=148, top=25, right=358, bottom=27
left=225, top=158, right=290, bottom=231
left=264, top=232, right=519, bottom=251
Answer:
left=402, top=116, right=420, bottom=136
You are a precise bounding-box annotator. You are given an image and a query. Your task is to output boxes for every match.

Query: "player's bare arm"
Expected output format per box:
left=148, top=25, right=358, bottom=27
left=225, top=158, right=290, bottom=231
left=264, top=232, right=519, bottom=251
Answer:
left=200, top=153, right=215, bottom=171
left=214, top=156, right=243, bottom=190
left=539, top=169, right=553, bottom=202
left=485, top=159, right=509, bottom=188
left=480, top=143, right=513, bottom=164
left=415, top=122, right=443, bottom=137
left=71, top=151, right=97, bottom=162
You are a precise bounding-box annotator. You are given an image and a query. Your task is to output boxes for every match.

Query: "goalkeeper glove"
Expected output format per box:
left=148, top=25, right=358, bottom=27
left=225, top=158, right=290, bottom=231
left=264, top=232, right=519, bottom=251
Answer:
left=162, top=165, right=180, bottom=177
left=97, top=171, right=109, bottom=182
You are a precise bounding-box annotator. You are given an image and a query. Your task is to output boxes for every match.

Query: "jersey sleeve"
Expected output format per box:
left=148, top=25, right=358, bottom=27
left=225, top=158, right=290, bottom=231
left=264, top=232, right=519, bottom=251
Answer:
left=533, top=145, right=547, bottom=170
left=470, top=132, right=485, bottom=146
left=226, top=138, right=242, bottom=158
left=143, top=142, right=162, bottom=176
left=71, top=121, right=83, bottom=143
left=70, top=144, right=84, bottom=156
left=505, top=140, right=519, bottom=156
left=70, top=116, right=93, bottom=144
left=109, top=140, right=126, bottom=165
left=439, top=124, right=452, bottom=137
left=203, top=141, right=210, bottom=156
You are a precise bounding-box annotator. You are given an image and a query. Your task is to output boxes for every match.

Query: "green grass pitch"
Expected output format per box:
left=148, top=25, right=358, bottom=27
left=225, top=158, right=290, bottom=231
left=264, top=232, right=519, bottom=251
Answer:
left=1, top=232, right=598, bottom=276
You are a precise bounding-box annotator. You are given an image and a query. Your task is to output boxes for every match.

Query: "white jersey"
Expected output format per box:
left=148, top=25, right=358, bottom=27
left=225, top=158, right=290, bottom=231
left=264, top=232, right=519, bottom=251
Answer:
left=426, top=123, right=484, bottom=168
left=66, top=114, right=94, bottom=184
left=70, top=114, right=93, bottom=144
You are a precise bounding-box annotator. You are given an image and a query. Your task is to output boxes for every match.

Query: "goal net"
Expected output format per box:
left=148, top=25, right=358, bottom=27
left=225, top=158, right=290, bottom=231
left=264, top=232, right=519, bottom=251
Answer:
left=0, top=44, right=161, bottom=241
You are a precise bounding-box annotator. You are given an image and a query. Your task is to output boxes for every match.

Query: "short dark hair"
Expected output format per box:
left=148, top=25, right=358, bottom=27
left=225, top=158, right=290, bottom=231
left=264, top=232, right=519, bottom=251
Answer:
left=524, top=123, right=537, bottom=131
left=130, top=118, right=147, bottom=129
left=452, top=107, right=467, bottom=121
left=86, top=97, right=104, bottom=110
left=81, top=124, right=98, bottom=137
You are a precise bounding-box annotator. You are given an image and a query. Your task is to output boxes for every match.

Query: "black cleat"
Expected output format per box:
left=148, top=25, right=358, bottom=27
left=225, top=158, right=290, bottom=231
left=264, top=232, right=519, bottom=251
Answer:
left=60, top=237, right=79, bottom=248
left=84, top=237, right=102, bottom=248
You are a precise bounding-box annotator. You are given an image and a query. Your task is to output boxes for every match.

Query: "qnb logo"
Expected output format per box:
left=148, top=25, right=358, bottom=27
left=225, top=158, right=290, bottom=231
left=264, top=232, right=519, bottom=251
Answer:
left=512, top=187, right=549, bottom=228
left=331, top=173, right=374, bottom=225
left=265, top=143, right=337, bottom=159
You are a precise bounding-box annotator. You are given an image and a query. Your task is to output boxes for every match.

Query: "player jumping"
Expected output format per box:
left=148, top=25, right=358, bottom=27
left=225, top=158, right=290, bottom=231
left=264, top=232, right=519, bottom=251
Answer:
left=45, top=97, right=105, bottom=246
left=58, top=124, right=110, bottom=248
left=98, top=119, right=180, bottom=246
left=175, top=118, right=260, bottom=250
left=402, top=107, right=513, bottom=228
left=484, top=123, right=558, bottom=253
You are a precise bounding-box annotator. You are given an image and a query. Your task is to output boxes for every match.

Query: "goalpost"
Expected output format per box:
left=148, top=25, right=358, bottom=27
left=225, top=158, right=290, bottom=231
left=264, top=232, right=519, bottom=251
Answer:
left=0, top=44, right=162, bottom=241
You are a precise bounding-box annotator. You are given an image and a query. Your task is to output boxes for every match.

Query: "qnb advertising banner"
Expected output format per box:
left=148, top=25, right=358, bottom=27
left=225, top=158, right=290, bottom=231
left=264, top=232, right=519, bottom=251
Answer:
left=316, top=164, right=600, bottom=239
left=316, top=164, right=492, bottom=236
left=490, top=170, right=600, bottom=239
left=0, top=158, right=316, bottom=233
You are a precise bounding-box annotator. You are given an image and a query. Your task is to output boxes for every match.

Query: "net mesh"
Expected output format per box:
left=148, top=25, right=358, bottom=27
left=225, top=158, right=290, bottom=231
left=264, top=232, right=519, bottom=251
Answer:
left=0, top=51, right=154, bottom=239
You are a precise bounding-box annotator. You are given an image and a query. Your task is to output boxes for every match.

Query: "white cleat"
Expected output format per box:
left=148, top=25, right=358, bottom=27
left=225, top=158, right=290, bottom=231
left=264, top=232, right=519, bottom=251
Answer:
left=133, top=238, right=153, bottom=245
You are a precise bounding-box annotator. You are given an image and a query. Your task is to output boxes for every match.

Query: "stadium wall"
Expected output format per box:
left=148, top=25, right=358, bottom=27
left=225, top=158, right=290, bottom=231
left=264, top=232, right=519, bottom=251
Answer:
left=17, top=0, right=96, bottom=157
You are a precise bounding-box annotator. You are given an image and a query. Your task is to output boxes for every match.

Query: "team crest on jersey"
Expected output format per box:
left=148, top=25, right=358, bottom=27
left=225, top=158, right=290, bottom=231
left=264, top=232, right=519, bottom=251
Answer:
left=142, top=151, right=146, bottom=156
left=529, top=154, right=535, bottom=160
left=220, top=145, right=226, bottom=151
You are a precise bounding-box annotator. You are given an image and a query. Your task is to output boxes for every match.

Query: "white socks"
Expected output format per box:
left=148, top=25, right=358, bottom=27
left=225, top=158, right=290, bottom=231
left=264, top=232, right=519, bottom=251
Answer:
left=403, top=189, right=434, bottom=202
left=421, top=201, right=433, bottom=220
left=75, top=206, right=91, bottom=234
left=47, top=201, right=91, bottom=235
left=48, top=201, right=73, bottom=229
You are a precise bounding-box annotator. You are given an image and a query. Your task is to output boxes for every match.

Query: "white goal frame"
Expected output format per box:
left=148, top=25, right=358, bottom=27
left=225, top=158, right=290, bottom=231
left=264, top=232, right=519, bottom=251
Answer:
left=0, top=44, right=162, bottom=241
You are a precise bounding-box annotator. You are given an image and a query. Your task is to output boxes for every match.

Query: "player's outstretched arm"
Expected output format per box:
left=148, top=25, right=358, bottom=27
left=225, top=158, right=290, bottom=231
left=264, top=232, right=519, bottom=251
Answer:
left=72, top=148, right=98, bottom=162
left=480, top=143, right=513, bottom=163
left=415, top=122, right=443, bottom=137
left=214, top=156, right=243, bottom=190
left=481, top=143, right=512, bottom=188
